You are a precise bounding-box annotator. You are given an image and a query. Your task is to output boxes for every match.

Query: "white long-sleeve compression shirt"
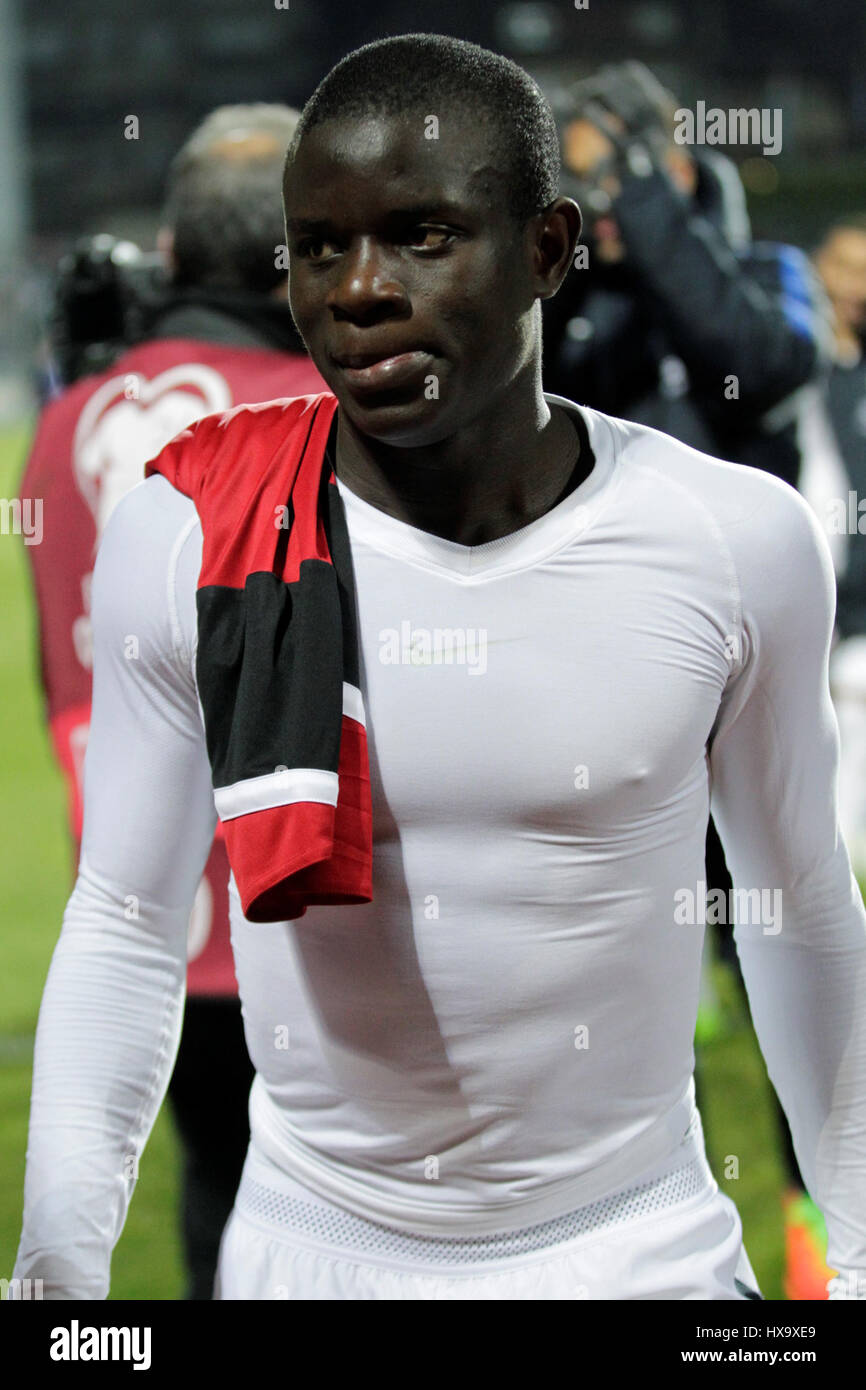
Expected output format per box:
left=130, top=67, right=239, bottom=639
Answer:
left=13, top=395, right=866, bottom=1298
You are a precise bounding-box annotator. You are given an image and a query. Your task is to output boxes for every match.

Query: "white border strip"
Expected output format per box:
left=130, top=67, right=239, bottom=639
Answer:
left=215, top=767, right=338, bottom=821
left=342, top=682, right=365, bottom=727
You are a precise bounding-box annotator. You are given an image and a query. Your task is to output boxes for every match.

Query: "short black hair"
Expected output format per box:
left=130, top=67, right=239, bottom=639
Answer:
left=286, top=33, right=560, bottom=223
left=165, top=104, right=300, bottom=293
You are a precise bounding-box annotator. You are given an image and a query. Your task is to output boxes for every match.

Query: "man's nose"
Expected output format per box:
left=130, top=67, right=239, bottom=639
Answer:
left=327, top=239, right=409, bottom=321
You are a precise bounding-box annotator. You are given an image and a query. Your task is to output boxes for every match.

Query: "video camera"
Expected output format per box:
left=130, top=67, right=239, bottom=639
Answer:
left=50, top=234, right=170, bottom=386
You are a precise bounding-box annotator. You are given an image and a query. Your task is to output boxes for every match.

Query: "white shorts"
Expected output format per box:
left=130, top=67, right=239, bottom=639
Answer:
left=213, top=1120, right=761, bottom=1301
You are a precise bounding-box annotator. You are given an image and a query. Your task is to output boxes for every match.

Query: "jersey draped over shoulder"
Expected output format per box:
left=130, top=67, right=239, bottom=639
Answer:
left=146, top=393, right=373, bottom=922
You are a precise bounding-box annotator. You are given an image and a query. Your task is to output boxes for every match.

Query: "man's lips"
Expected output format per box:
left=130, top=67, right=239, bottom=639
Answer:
left=332, top=349, right=435, bottom=393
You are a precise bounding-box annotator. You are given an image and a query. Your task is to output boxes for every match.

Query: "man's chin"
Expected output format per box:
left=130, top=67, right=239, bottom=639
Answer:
left=330, top=380, right=457, bottom=446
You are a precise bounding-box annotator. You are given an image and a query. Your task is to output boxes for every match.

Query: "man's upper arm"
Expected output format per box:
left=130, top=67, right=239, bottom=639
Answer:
left=708, top=478, right=845, bottom=908
left=707, top=475, right=866, bottom=1279
left=82, top=474, right=216, bottom=917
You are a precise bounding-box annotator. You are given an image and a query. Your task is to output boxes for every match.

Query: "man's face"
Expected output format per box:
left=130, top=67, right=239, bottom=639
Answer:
left=562, top=118, right=626, bottom=263
left=284, top=112, right=540, bottom=445
left=562, top=116, right=697, bottom=268
left=814, top=229, right=866, bottom=334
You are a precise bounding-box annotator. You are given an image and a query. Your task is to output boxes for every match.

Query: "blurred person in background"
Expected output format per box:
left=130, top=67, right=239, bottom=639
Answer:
left=542, top=60, right=828, bottom=484
left=794, top=214, right=866, bottom=1296
left=800, top=217, right=866, bottom=870
left=17, top=103, right=325, bottom=1298
left=542, top=61, right=835, bottom=1300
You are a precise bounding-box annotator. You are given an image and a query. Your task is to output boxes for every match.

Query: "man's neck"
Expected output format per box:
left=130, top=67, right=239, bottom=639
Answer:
left=331, top=374, right=591, bottom=547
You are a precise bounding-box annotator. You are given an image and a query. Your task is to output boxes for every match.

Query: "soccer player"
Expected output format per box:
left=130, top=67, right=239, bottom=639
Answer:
left=13, top=34, right=866, bottom=1300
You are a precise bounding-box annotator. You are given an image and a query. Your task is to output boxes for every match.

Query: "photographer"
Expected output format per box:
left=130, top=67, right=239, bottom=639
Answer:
left=17, top=104, right=324, bottom=1298
left=542, top=61, right=829, bottom=486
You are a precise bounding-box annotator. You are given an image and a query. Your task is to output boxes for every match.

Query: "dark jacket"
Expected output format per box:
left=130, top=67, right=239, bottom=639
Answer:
left=543, top=152, right=829, bottom=486
left=825, top=346, right=866, bottom=637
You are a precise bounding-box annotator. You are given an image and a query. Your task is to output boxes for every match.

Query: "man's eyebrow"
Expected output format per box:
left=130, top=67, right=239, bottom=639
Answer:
left=384, top=201, right=468, bottom=220
left=287, top=203, right=470, bottom=234
left=286, top=217, right=332, bottom=234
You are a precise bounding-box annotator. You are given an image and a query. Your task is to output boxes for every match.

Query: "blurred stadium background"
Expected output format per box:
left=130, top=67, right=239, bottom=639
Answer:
left=2, top=0, right=865, bottom=1299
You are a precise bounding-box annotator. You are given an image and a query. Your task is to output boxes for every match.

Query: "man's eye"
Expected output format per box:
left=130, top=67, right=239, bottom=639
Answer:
left=406, top=226, right=454, bottom=251
left=298, top=238, right=339, bottom=262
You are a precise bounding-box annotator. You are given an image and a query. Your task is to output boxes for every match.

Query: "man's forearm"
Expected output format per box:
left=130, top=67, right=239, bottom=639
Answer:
left=12, top=863, right=188, bottom=1299
left=734, top=886, right=866, bottom=1290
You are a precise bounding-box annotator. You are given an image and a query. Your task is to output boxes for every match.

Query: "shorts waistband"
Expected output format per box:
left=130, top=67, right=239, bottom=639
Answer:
left=234, top=1128, right=714, bottom=1267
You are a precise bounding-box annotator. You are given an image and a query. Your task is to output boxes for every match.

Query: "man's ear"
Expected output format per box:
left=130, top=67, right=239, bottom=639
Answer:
left=531, top=197, right=582, bottom=300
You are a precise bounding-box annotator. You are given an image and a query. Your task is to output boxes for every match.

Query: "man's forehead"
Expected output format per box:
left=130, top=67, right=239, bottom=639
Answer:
left=288, top=110, right=508, bottom=208
left=834, top=229, right=866, bottom=257
left=820, top=229, right=866, bottom=264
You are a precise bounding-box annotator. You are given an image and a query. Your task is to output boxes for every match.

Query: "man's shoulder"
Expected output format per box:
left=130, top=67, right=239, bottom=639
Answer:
left=196, top=390, right=338, bottom=464
left=604, top=407, right=806, bottom=517
left=108, top=390, right=336, bottom=558
left=97, top=474, right=201, bottom=601
left=181, top=391, right=334, bottom=444
left=106, top=471, right=198, bottom=538
left=92, top=476, right=203, bottom=672
left=594, top=410, right=834, bottom=635
left=144, top=391, right=336, bottom=497
left=578, top=403, right=825, bottom=570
